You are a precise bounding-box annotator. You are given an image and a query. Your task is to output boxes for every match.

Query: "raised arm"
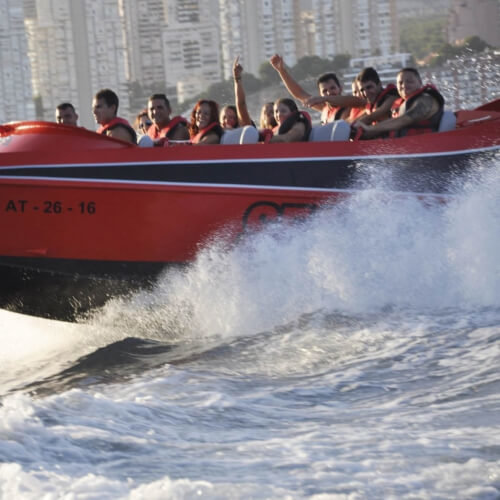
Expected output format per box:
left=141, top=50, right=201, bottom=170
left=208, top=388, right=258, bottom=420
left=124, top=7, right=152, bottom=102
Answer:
left=269, top=54, right=321, bottom=111
left=233, top=57, right=252, bottom=127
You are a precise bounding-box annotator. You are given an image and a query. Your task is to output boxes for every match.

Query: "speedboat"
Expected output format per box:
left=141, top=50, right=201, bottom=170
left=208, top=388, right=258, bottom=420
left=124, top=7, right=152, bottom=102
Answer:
left=1, top=99, right=499, bottom=320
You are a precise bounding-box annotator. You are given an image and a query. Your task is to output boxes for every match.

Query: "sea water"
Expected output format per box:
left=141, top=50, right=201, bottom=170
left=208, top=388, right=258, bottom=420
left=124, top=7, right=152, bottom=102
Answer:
left=0, top=159, right=499, bottom=499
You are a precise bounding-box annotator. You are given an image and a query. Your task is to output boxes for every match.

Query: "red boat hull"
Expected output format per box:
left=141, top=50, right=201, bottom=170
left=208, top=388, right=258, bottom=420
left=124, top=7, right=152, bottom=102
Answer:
left=1, top=101, right=499, bottom=319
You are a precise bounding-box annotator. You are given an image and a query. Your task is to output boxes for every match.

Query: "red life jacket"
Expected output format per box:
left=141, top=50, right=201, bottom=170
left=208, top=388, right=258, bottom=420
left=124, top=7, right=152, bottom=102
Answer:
left=191, top=121, right=223, bottom=144
left=321, top=105, right=345, bottom=125
left=97, top=117, right=136, bottom=143
left=147, top=116, right=188, bottom=141
left=390, top=84, right=445, bottom=137
left=366, top=83, right=399, bottom=114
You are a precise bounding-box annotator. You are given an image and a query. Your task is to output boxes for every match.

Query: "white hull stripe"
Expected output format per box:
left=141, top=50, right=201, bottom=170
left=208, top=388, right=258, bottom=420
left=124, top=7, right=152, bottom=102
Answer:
left=0, top=175, right=455, bottom=198
left=0, top=144, right=498, bottom=171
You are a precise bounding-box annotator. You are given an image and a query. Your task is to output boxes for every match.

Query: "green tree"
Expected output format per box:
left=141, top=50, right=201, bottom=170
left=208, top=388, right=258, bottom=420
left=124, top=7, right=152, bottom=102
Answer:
left=258, top=61, right=282, bottom=85
left=400, top=16, right=448, bottom=60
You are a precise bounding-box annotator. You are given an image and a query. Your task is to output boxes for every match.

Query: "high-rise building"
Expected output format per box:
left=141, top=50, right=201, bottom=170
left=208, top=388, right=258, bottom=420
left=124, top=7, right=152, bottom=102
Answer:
left=160, top=0, right=222, bottom=103
left=0, top=0, right=35, bottom=123
left=448, top=0, right=500, bottom=48
left=24, top=0, right=131, bottom=128
left=333, top=0, right=399, bottom=59
left=219, top=0, right=300, bottom=80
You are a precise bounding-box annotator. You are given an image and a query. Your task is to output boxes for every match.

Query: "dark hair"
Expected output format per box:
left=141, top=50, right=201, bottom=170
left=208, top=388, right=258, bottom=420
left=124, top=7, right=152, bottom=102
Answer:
left=148, top=93, right=171, bottom=109
left=220, top=105, right=239, bottom=127
left=189, top=99, right=220, bottom=137
left=56, top=102, right=76, bottom=112
left=94, top=88, right=119, bottom=112
left=398, top=67, right=422, bottom=82
left=134, top=109, right=150, bottom=130
left=357, top=67, right=381, bottom=85
left=316, top=72, right=341, bottom=89
left=274, top=98, right=298, bottom=114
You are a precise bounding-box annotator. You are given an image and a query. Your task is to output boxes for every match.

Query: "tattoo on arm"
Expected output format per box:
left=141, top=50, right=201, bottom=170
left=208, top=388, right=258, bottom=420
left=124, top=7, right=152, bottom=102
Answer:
left=405, top=96, right=434, bottom=122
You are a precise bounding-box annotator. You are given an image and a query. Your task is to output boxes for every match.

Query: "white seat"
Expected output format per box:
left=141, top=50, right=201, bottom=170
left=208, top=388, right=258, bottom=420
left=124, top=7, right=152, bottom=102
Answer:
left=137, top=134, right=154, bottom=147
left=240, top=125, right=259, bottom=144
left=438, top=110, right=456, bottom=132
left=221, top=125, right=259, bottom=145
left=309, top=120, right=351, bottom=142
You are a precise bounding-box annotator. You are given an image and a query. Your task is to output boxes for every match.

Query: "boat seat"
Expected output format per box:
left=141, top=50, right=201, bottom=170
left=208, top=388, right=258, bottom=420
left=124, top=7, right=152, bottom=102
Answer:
left=308, top=120, right=351, bottom=142
left=240, top=125, right=259, bottom=144
left=438, top=110, right=456, bottom=132
left=221, top=125, right=259, bottom=145
left=137, top=134, right=154, bottom=147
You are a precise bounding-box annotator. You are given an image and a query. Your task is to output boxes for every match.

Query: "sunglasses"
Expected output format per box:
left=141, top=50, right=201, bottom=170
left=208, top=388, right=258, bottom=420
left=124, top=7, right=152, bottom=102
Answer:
left=142, top=121, right=152, bottom=129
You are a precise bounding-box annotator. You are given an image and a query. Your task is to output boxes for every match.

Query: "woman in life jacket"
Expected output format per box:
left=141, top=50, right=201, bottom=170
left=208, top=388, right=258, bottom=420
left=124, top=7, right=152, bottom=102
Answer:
left=269, top=98, right=311, bottom=143
left=352, top=67, right=445, bottom=140
left=189, top=100, right=224, bottom=145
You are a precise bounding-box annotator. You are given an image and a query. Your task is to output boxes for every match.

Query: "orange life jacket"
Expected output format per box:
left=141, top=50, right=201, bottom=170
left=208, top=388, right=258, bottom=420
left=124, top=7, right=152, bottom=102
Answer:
left=321, top=105, right=346, bottom=125
left=191, top=121, right=223, bottom=144
left=97, top=117, right=136, bottom=143
left=147, top=116, right=188, bottom=141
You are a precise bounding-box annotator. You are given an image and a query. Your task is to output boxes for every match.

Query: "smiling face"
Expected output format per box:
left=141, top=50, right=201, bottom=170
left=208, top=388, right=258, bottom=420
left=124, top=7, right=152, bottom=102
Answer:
left=274, top=101, right=294, bottom=126
left=148, top=98, right=171, bottom=128
left=220, top=106, right=238, bottom=129
left=196, top=103, right=212, bottom=129
left=92, top=98, right=115, bottom=125
left=318, top=78, right=341, bottom=97
left=397, top=70, right=422, bottom=100
left=359, top=80, right=382, bottom=104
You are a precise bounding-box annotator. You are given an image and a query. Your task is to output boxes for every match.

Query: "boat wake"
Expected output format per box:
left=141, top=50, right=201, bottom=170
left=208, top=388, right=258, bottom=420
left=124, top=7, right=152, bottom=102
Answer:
left=1, top=161, right=499, bottom=395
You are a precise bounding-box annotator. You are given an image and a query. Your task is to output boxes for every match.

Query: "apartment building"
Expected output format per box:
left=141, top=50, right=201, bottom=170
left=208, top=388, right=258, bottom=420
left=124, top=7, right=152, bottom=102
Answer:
left=219, top=0, right=300, bottom=80
left=448, top=0, right=500, bottom=48
left=24, top=0, right=130, bottom=128
left=0, top=0, right=35, bottom=123
left=162, top=0, right=222, bottom=103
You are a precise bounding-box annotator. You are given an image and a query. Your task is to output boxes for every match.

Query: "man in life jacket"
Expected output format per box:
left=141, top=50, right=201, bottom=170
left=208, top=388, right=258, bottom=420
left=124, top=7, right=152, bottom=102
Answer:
left=147, top=94, right=189, bottom=145
left=93, top=88, right=136, bottom=144
left=354, top=67, right=399, bottom=125
left=55, top=102, right=79, bottom=127
left=269, top=54, right=365, bottom=124
left=353, top=67, right=444, bottom=139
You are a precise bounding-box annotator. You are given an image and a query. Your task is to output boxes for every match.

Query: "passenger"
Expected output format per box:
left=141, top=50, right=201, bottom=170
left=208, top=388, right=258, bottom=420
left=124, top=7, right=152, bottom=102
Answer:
left=55, top=102, right=79, bottom=127
left=232, top=56, right=275, bottom=141
left=220, top=105, right=239, bottom=130
left=92, top=88, right=136, bottom=144
left=260, top=102, right=277, bottom=130
left=147, top=94, right=189, bottom=144
left=353, top=67, right=445, bottom=139
left=354, top=67, right=399, bottom=125
left=269, top=54, right=365, bottom=124
left=269, top=98, right=311, bottom=143
left=346, top=78, right=366, bottom=123
left=189, top=100, right=224, bottom=145
left=134, top=109, right=152, bottom=136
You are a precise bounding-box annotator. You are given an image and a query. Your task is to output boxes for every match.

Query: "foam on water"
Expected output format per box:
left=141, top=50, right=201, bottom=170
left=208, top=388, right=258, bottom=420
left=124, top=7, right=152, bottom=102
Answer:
left=88, top=157, right=500, bottom=346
